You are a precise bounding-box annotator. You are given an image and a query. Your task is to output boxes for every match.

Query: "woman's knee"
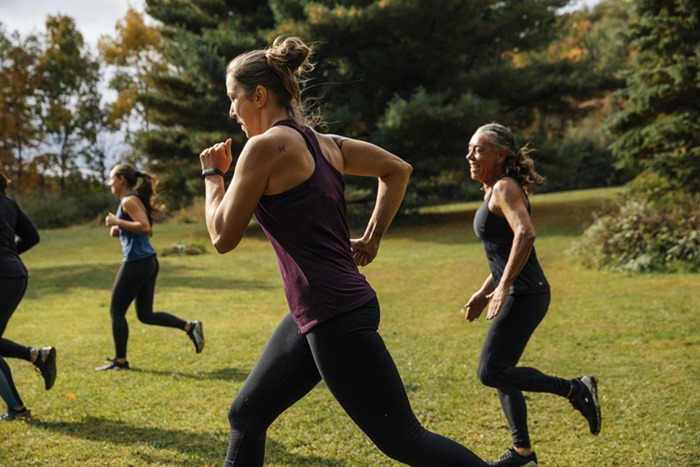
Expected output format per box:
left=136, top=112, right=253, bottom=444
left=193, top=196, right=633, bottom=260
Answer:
left=228, top=395, right=251, bottom=431
left=477, top=361, right=503, bottom=388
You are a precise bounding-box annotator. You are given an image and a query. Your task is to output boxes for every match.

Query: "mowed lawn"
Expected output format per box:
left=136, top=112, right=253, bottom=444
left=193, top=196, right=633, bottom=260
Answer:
left=0, top=187, right=698, bottom=466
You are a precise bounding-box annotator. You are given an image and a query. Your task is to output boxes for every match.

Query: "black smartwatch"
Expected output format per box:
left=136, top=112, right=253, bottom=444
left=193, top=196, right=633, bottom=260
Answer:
left=201, top=167, right=225, bottom=179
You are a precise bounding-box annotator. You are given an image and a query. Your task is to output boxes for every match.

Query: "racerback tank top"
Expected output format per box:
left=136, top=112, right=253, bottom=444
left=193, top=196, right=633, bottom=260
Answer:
left=254, top=120, right=376, bottom=333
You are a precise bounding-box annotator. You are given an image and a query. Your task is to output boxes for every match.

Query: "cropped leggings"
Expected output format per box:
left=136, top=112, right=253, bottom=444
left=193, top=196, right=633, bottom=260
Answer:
left=226, top=298, right=486, bottom=466
left=110, top=255, right=186, bottom=358
left=477, top=292, right=572, bottom=448
left=0, top=277, right=31, bottom=408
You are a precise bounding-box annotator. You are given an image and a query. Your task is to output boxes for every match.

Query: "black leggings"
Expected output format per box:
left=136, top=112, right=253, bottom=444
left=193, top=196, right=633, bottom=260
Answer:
left=226, top=298, right=486, bottom=466
left=110, top=255, right=186, bottom=359
left=477, top=292, right=571, bottom=448
left=0, top=276, right=31, bottom=408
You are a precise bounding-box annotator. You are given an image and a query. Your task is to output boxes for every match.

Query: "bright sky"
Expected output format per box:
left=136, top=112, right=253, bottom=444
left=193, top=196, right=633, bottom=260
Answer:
left=0, top=0, right=146, bottom=47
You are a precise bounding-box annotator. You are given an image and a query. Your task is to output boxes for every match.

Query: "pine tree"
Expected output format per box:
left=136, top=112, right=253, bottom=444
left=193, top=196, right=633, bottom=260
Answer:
left=607, top=0, right=700, bottom=194
left=136, top=0, right=276, bottom=209
left=137, top=0, right=576, bottom=207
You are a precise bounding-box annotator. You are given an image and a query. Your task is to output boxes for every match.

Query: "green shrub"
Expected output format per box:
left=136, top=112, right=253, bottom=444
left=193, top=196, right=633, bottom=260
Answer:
left=571, top=193, right=700, bottom=273
left=160, top=239, right=207, bottom=256
left=17, top=190, right=114, bottom=229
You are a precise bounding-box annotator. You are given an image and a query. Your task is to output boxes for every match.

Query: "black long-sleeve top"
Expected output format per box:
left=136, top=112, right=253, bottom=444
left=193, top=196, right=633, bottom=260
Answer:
left=0, top=195, right=39, bottom=278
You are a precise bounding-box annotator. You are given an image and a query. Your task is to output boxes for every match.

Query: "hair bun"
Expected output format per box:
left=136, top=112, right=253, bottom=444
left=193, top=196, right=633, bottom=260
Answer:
left=270, top=36, right=311, bottom=75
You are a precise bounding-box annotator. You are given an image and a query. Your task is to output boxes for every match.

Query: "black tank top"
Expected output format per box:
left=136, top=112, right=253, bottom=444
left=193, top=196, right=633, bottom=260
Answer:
left=473, top=188, right=549, bottom=294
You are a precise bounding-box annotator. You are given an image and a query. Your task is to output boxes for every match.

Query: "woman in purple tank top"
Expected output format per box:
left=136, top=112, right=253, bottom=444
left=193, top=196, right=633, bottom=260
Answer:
left=199, top=36, right=487, bottom=466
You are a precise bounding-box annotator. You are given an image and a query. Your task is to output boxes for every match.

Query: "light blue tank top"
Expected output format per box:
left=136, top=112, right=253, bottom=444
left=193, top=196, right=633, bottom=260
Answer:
left=117, top=194, right=155, bottom=262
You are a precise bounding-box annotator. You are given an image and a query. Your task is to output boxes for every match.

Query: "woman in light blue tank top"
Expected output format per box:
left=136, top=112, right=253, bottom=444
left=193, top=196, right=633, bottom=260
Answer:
left=95, top=163, right=205, bottom=371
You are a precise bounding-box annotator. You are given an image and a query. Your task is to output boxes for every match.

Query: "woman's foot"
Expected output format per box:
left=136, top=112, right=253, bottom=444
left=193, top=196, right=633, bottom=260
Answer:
left=1, top=406, right=31, bottom=421
left=569, top=375, right=601, bottom=435
left=187, top=320, right=205, bottom=353
left=33, top=346, right=57, bottom=390
left=487, top=447, right=538, bottom=467
left=95, top=358, right=130, bottom=371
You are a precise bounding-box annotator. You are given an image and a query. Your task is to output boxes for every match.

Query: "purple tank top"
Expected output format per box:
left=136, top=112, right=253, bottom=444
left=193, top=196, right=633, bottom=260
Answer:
left=254, top=120, right=376, bottom=333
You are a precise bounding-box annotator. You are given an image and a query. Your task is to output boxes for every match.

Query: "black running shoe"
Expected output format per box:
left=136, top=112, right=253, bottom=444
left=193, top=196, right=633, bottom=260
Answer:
left=1, top=407, right=31, bottom=421
left=33, top=346, right=57, bottom=390
left=187, top=320, right=205, bottom=353
left=487, top=448, right=538, bottom=467
left=570, top=375, right=601, bottom=435
left=95, top=358, right=130, bottom=371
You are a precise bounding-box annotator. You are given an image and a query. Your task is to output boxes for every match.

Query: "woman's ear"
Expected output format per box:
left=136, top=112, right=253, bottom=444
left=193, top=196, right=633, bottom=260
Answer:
left=254, top=85, right=267, bottom=108
left=496, top=148, right=507, bottom=163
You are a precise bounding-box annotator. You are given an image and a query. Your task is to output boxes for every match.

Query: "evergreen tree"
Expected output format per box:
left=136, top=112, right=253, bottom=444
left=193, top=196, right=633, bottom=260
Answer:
left=137, top=0, right=276, bottom=209
left=137, top=0, right=581, bottom=208
left=282, top=0, right=571, bottom=204
left=607, top=0, right=700, bottom=194
left=573, top=0, right=700, bottom=273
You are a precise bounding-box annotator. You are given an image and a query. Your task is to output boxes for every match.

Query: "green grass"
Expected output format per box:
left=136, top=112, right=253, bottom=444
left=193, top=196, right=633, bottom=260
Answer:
left=1, top=187, right=698, bottom=466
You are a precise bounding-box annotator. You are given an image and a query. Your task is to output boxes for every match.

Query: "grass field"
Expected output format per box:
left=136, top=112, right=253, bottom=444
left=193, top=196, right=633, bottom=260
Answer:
left=1, top=187, right=698, bottom=466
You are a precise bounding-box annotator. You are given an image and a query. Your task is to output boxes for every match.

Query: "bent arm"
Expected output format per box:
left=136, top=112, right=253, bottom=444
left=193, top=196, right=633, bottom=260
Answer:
left=110, top=197, right=152, bottom=236
left=202, top=138, right=270, bottom=254
left=15, top=207, right=39, bottom=254
left=494, top=182, right=536, bottom=291
left=338, top=137, right=412, bottom=253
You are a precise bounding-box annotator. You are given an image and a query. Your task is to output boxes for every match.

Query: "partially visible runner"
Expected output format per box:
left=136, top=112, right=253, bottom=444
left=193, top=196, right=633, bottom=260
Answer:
left=0, top=171, right=57, bottom=421
left=463, top=123, right=601, bottom=467
left=200, top=36, right=487, bottom=466
left=96, top=163, right=204, bottom=371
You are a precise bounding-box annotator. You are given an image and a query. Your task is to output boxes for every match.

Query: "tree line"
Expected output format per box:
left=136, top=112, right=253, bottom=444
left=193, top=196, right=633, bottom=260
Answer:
left=1, top=0, right=627, bottom=207
left=1, top=0, right=698, bottom=271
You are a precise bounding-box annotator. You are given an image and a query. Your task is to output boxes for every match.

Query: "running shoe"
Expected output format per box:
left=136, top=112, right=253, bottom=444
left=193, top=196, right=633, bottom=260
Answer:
left=95, top=358, right=130, bottom=371
left=487, top=448, right=538, bottom=467
left=1, top=407, right=31, bottom=421
left=33, top=346, right=57, bottom=390
left=570, top=375, right=601, bottom=435
left=187, top=320, right=205, bottom=353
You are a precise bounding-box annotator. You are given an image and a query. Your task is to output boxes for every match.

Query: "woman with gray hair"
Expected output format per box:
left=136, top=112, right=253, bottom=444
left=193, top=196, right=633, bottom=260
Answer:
left=463, top=123, right=601, bottom=467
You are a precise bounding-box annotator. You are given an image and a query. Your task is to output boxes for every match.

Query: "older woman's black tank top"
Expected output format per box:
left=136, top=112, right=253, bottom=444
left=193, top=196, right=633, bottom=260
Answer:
left=473, top=188, right=549, bottom=295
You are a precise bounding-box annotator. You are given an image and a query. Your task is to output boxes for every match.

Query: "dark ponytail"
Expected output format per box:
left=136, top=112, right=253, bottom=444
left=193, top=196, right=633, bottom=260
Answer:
left=112, top=163, right=162, bottom=225
left=0, top=172, right=7, bottom=196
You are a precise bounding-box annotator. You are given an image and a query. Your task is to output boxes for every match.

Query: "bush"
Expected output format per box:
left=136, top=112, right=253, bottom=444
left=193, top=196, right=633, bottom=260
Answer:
left=160, top=240, right=207, bottom=256
left=17, top=190, right=115, bottom=229
left=570, top=192, right=700, bottom=273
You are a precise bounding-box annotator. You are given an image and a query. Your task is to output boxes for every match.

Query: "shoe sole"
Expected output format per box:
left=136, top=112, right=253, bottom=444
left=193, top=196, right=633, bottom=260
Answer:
left=581, top=375, right=601, bottom=435
left=1, top=411, right=31, bottom=421
left=191, top=322, right=204, bottom=353
left=41, top=347, right=57, bottom=390
left=95, top=360, right=130, bottom=371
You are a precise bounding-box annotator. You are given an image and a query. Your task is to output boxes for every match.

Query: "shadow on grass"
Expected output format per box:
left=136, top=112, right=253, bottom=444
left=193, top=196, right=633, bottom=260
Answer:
left=129, top=365, right=251, bottom=383
left=33, top=415, right=346, bottom=466
left=26, top=263, right=276, bottom=295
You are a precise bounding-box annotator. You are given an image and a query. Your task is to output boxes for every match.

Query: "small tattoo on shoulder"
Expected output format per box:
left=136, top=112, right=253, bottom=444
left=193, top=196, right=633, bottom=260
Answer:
left=333, top=136, right=348, bottom=149
left=277, top=145, right=286, bottom=154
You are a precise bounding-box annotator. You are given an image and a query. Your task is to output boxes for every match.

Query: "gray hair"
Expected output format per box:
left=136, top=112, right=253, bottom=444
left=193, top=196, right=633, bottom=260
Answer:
left=476, top=123, right=546, bottom=194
